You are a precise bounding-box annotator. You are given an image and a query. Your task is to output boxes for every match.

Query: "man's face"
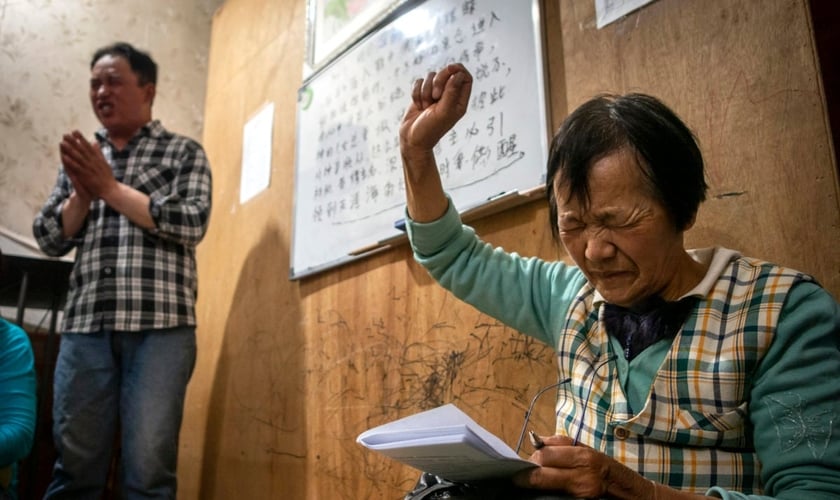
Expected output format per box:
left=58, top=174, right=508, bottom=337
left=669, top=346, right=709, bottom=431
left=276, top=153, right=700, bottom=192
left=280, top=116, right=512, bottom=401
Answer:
left=89, top=54, right=153, bottom=138
left=554, top=149, right=688, bottom=307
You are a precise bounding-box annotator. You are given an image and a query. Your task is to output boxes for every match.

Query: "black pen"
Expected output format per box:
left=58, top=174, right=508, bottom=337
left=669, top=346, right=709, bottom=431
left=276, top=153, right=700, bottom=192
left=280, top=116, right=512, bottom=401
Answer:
left=528, top=429, right=545, bottom=449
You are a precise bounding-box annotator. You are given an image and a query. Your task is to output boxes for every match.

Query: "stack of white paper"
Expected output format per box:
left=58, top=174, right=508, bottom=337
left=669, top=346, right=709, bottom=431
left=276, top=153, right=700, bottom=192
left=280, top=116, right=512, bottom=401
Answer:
left=357, top=404, right=537, bottom=482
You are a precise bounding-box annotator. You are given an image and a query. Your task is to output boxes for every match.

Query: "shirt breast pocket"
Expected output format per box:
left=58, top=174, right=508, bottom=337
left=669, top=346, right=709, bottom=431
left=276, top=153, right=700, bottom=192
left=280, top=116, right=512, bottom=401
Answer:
left=132, top=162, right=177, bottom=197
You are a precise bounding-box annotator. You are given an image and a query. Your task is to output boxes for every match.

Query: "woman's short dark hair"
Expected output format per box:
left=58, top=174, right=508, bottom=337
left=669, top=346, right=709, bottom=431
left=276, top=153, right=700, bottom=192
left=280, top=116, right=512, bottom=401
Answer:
left=545, top=93, right=707, bottom=239
left=91, top=42, right=157, bottom=86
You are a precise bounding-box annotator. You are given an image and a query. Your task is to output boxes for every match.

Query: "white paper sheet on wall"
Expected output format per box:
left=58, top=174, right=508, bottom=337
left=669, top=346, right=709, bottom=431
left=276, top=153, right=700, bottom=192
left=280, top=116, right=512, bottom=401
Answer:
left=595, top=0, right=657, bottom=29
left=240, top=102, right=275, bottom=204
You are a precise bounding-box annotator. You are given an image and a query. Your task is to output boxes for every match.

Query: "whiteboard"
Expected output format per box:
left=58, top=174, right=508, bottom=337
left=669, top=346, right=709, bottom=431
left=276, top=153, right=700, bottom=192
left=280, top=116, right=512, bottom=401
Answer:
left=291, top=0, right=548, bottom=279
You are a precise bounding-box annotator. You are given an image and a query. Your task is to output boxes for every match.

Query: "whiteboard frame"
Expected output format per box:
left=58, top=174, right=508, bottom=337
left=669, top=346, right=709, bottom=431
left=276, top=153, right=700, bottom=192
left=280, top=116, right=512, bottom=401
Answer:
left=291, top=0, right=550, bottom=280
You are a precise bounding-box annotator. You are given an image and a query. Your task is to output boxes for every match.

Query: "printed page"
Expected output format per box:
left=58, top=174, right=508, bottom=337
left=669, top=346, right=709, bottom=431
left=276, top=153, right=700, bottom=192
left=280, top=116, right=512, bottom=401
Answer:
left=357, top=404, right=537, bottom=481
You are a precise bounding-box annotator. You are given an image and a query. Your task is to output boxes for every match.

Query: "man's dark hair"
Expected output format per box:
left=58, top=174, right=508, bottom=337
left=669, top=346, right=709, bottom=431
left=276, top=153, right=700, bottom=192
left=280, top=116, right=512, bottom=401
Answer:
left=91, top=42, right=157, bottom=86
left=545, top=93, right=707, bottom=239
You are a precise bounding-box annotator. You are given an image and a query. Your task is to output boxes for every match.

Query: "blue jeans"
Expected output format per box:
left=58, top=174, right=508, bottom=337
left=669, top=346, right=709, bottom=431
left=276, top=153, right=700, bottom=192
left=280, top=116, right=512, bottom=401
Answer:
left=44, top=327, right=196, bottom=500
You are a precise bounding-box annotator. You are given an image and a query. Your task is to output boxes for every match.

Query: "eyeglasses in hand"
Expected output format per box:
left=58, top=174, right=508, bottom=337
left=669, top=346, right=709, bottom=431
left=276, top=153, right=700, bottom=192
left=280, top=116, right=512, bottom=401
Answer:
left=514, top=354, right=617, bottom=455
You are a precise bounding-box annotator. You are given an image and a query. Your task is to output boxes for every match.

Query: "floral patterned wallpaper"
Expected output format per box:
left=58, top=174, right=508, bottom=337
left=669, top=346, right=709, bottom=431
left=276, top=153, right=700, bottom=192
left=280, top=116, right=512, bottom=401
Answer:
left=0, top=0, right=224, bottom=253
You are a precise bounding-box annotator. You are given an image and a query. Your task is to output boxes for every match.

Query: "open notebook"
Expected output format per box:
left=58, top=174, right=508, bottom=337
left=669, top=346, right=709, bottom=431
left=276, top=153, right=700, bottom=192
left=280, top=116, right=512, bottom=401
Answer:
left=356, top=404, right=537, bottom=482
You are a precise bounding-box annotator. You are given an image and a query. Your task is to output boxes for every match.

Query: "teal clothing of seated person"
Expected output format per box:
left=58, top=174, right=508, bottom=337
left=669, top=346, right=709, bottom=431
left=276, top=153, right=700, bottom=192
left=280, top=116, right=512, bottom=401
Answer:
left=397, top=63, right=840, bottom=499
left=0, top=315, right=37, bottom=499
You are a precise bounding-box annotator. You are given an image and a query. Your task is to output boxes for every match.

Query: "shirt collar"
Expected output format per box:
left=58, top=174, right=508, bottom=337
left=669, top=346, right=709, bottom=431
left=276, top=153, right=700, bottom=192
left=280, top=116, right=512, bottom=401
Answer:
left=94, top=119, right=162, bottom=144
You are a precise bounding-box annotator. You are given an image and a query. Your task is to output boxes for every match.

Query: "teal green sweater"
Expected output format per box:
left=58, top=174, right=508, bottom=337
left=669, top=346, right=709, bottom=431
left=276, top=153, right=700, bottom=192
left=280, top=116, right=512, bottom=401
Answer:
left=0, top=318, right=36, bottom=500
left=406, top=201, right=840, bottom=499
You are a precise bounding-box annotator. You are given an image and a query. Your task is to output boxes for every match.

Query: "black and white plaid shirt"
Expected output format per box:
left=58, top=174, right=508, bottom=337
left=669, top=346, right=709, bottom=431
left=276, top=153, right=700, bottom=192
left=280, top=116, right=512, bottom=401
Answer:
left=33, top=120, right=212, bottom=333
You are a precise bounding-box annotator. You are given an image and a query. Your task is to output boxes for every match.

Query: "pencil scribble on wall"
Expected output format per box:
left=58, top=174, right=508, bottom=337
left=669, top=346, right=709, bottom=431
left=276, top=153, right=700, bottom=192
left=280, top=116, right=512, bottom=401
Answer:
left=303, top=286, right=556, bottom=498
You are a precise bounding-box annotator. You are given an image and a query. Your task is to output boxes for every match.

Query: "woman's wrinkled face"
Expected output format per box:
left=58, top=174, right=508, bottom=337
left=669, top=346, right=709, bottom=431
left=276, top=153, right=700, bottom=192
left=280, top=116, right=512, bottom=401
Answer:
left=554, top=149, right=687, bottom=307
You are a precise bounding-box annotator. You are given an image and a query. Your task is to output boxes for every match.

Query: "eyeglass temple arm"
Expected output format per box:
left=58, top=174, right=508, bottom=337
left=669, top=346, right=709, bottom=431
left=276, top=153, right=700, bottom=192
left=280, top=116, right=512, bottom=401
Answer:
left=514, top=377, right=572, bottom=454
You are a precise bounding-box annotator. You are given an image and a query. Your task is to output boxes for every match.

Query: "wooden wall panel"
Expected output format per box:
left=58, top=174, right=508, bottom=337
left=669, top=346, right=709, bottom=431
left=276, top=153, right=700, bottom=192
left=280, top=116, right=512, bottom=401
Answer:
left=297, top=206, right=560, bottom=499
left=183, top=0, right=840, bottom=499
left=182, top=0, right=309, bottom=498
left=558, top=0, right=840, bottom=293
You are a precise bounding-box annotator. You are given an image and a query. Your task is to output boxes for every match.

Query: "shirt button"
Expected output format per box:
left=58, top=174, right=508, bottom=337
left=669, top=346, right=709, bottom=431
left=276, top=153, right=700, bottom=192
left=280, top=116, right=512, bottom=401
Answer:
left=103, top=266, right=113, bottom=276
left=614, top=427, right=630, bottom=440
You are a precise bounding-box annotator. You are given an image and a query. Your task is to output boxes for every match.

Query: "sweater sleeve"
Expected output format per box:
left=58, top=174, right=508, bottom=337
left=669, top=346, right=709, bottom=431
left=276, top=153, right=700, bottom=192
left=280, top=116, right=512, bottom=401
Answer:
left=0, top=320, right=37, bottom=467
left=405, top=199, right=586, bottom=348
left=706, top=282, right=840, bottom=500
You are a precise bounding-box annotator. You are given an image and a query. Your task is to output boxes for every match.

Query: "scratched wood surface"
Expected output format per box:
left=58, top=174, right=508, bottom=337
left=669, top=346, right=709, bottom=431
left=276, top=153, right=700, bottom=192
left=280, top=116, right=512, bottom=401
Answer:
left=558, top=0, right=840, bottom=295
left=180, top=0, right=840, bottom=499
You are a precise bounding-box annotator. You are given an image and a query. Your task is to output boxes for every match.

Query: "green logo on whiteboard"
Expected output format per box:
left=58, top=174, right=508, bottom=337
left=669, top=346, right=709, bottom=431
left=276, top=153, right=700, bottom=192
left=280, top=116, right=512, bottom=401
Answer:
left=300, top=87, right=314, bottom=110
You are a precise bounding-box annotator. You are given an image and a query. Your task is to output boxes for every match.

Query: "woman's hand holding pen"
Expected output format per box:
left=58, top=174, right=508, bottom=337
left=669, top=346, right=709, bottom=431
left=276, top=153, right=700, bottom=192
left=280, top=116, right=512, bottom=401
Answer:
left=515, top=434, right=667, bottom=500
